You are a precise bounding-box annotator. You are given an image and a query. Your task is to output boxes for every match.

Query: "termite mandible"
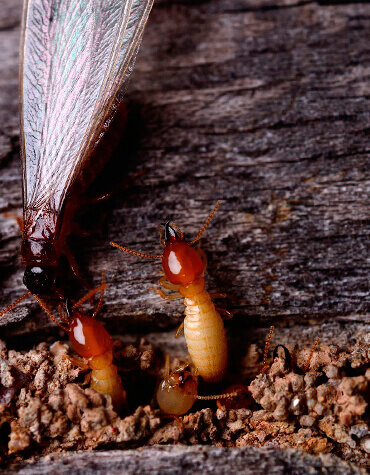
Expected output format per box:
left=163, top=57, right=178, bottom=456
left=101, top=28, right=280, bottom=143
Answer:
left=111, top=202, right=231, bottom=383
left=2, top=0, right=154, bottom=314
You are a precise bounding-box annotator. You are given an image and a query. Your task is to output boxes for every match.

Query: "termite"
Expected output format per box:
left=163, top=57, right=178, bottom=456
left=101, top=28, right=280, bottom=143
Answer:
left=111, top=202, right=230, bottom=383
left=35, top=274, right=126, bottom=413
left=3, top=0, right=154, bottom=309
left=157, top=356, right=237, bottom=416
left=258, top=326, right=320, bottom=374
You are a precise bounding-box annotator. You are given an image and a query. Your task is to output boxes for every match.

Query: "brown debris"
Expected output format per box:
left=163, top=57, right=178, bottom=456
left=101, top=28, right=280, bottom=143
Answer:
left=0, top=334, right=368, bottom=469
left=249, top=340, right=369, bottom=463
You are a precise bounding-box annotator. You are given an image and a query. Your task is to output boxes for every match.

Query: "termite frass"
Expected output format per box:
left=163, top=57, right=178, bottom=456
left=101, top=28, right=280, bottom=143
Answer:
left=1, top=0, right=154, bottom=319
left=111, top=202, right=231, bottom=384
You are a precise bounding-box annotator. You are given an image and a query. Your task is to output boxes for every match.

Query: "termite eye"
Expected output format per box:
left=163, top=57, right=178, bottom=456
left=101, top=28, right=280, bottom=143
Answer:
left=23, top=266, right=54, bottom=295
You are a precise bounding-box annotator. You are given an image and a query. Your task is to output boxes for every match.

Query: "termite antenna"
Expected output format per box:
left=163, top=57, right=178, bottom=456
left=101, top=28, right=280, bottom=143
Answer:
left=110, top=242, right=162, bottom=259
left=33, top=295, right=68, bottom=331
left=72, top=277, right=108, bottom=310
left=0, top=291, right=32, bottom=318
left=164, top=353, right=171, bottom=380
left=158, top=225, right=165, bottom=246
left=190, top=201, right=221, bottom=245
left=92, top=270, right=107, bottom=318
left=197, top=391, right=238, bottom=401
left=260, top=325, right=275, bottom=375
left=303, top=337, right=320, bottom=372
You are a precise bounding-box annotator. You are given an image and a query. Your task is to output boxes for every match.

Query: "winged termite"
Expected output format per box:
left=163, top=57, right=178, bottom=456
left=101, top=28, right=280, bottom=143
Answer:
left=4, top=0, right=153, bottom=310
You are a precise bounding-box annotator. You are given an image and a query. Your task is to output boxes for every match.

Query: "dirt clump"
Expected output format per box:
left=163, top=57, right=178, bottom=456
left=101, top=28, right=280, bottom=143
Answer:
left=0, top=333, right=368, bottom=469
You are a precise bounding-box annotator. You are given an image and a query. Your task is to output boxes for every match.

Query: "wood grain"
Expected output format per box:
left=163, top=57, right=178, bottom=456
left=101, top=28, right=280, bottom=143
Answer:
left=0, top=0, right=369, bottom=342
left=6, top=446, right=366, bottom=475
left=0, top=1, right=369, bottom=472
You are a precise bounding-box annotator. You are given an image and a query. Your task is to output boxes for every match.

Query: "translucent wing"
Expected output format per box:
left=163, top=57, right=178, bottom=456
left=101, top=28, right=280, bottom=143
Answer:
left=20, top=0, right=153, bottom=216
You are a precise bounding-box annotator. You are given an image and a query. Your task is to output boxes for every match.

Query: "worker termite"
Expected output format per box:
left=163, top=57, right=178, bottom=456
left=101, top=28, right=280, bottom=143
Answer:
left=157, top=356, right=237, bottom=416
left=34, top=275, right=126, bottom=413
left=111, top=202, right=230, bottom=383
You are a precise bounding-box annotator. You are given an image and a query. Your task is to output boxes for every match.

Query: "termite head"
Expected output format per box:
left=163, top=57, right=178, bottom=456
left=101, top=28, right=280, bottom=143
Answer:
left=66, top=302, right=112, bottom=359
left=157, top=366, right=198, bottom=415
left=110, top=202, right=221, bottom=287
left=23, top=266, right=55, bottom=295
left=161, top=222, right=204, bottom=286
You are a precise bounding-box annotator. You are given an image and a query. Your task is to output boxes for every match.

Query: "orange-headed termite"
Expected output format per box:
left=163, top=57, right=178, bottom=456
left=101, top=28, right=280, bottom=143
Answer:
left=157, top=356, right=237, bottom=416
left=111, top=202, right=230, bottom=383
left=35, top=274, right=126, bottom=413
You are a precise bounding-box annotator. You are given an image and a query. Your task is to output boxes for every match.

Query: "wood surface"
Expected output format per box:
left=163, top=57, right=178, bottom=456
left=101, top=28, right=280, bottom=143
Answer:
left=6, top=446, right=367, bottom=475
left=0, top=0, right=369, bottom=471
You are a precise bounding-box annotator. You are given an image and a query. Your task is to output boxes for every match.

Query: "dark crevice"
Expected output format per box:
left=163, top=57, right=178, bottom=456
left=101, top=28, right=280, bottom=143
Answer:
left=0, top=22, right=20, bottom=32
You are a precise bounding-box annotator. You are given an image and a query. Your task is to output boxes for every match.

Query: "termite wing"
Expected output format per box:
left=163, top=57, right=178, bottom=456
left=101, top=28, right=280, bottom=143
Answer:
left=17, top=0, right=153, bottom=300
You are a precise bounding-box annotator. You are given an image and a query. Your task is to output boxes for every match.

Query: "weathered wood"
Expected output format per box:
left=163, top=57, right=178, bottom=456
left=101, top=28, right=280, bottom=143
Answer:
left=5, top=446, right=366, bottom=475
left=0, top=0, right=369, bottom=471
left=1, top=0, right=369, bottom=341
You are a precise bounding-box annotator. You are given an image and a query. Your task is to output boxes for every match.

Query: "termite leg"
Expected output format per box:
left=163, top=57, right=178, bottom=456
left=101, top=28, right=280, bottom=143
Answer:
left=0, top=292, right=31, bottom=318
left=259, top=326, right=275, bottom=375
left=72, top=277, right=108, bottom=310
left=58, top=304, right=69, bottom=325
left=151, top=276, right=182, bottom=299
left=3, top=212, right=24, bottom=233
left=151, top=288, right=182, bottom=300
left=210, top=293, right=228, bottom=299
left=63, top=354, right=90, bottom=370
left=92, top=270, right=107, bottom=318
left=175, top=321, right=184, bottom=338
left=158, top=276, right=181, bottom=291
left=215, top=307, right=234, bottom=320
left=64, top=247, right=91, bottom=290
left=303, top=337, right=320, bottom=373
left=162, top=414, right=184, bottom=430
left=70, top=222, right=92, bottom=238
left=33, top=295, right=68, bottom=331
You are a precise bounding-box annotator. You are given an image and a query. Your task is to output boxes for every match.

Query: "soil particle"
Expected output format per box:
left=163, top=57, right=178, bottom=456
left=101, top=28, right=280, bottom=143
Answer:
left=0, top=333, right=368, bottom=469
